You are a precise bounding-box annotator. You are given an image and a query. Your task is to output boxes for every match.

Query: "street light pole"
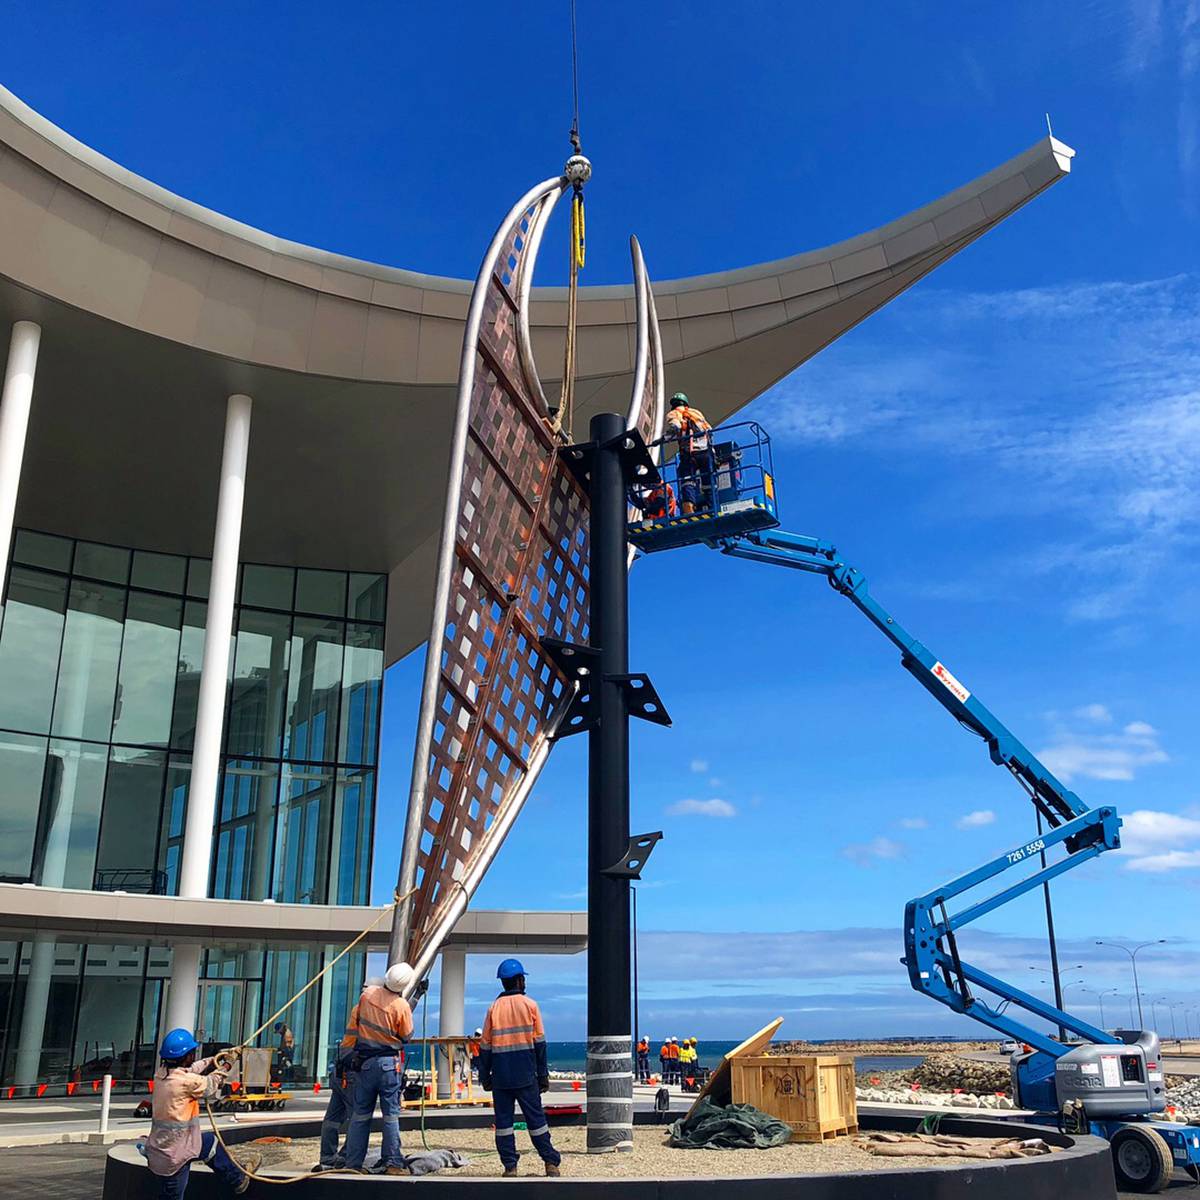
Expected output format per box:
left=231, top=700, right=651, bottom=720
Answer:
left=1036, top=810, right=1066, bottom=1040
left=631, top=885, right=640, bottom=1054
left=1096, top=940, right=1165, bottom=1030
left=1096, top=987, right=1119, bottom=1031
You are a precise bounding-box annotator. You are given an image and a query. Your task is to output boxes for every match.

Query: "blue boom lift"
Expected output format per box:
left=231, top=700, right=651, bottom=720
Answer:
left=630, top=421, right=1200, bottom=1192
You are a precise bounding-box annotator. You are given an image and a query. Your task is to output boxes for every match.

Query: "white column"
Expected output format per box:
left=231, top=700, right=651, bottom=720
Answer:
left=437, top=950, right=466, bottom=1098
left=166, top=394, right=252, bottom=1032
left=0, top=321, right=41, bottom=593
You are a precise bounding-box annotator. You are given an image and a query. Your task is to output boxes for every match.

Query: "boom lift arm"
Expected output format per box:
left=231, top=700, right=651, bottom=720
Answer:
left=717, top=527, right=1123, bottom=1056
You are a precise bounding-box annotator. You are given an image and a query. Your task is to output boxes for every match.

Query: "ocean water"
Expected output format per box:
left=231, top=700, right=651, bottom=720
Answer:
left=543, top=1041, right=923, bottom=1075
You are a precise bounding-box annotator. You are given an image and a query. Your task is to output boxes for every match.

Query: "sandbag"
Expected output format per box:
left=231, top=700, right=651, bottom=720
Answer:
left=668, top=1096, right=793, bottom=1150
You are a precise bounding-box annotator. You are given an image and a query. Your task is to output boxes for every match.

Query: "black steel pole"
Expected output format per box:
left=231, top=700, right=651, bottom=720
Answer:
left=1036, top=810, right=1067, bottom=1040
left=586, top=411, right=633, bottom=1153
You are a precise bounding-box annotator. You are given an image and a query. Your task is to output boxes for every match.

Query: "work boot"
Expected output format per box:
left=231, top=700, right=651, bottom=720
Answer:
left=384, top=1165, right=408, bottom=1176
left=503, top=1165, right=520, bottom=1177
left=545, top=1162, right=561, bottom=1177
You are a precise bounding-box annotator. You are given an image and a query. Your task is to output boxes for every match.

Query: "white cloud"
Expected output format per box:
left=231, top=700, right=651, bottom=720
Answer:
left=1039, top=720, right=1168, bottom=782
left=759, top=275, right=1200, bottom=624
left=956, top=809, right=996, bottom=829
left=1075, top=703, right=1113, bottom=724
left=689, top=759, right=709, bottom=774
left=841, top=836, right=905, bottom=866
left=667, top=797, right=736, bottom=818
left=1119, top=809, right=1200, bottom=872
left=898, top=817, right=928, bottom=830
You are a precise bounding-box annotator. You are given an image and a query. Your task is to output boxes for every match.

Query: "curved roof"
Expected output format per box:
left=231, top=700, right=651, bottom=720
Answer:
left=0, top=85, right=1073, bottom=663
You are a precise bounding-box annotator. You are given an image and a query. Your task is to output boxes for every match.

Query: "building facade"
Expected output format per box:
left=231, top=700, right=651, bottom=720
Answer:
left=0, top=527, right=384, bottom=1085
left=0, top=83, right=1069, bottom=1092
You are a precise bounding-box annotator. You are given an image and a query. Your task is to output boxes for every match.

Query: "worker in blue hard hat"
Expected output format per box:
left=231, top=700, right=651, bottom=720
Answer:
left=144, top=1028, right=259, bottom=1196
left=479, top=958, right=562, bottom=1177
left=665, top=393, right=714, bottom=514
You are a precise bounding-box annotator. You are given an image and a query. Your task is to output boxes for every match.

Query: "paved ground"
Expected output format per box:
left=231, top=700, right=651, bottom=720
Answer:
left=1, top=1143, right=109, bottom=1200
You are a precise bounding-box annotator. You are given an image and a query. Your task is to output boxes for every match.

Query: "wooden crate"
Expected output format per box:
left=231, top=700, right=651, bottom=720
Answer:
left=731, top=1053, right=858, bottom=1143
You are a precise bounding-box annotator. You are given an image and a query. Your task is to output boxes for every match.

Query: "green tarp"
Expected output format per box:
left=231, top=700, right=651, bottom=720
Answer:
left=668, top=1097, right=794, bottom=1150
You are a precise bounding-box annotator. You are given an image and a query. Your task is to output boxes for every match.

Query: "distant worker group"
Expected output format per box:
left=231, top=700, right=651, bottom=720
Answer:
left=651, top=1035, right=702, bottom=1084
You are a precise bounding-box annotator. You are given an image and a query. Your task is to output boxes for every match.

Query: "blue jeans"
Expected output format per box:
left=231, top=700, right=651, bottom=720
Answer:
left=157, top=1132, right=245, bottom=1197
left=343, top=1054, right=402, bottom=1169
left=493, top=1082, right=560, bottom=1170
left=320, top=1075, right=353, bottom=1165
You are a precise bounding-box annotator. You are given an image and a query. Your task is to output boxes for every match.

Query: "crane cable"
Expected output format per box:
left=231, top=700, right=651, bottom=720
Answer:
left=554, top=0, right=586, bottom=439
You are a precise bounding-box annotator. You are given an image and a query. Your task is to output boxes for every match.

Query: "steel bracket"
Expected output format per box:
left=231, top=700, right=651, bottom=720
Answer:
left=559, top=428, right=661, bottom=491
left=610, top=673, right=672, bottom=727
left=543, top=638, right=600, bottom=740
left=602, top=831, right=664, bottom=879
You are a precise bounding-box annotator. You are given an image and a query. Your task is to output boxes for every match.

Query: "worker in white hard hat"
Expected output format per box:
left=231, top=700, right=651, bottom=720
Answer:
left=341, top=962, right=416, bottom=1175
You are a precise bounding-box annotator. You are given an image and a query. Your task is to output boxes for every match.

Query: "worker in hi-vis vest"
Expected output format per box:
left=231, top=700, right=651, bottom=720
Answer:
left=479, top=959, right=562, bottom=1177
left=664, top=393, right=713, bottom=514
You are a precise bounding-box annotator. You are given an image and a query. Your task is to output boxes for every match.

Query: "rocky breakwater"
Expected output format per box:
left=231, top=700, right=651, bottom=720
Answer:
left=1162, top=1076, right=1200, bottom=1124
left=856, top=1054, right=1016, bottom=1111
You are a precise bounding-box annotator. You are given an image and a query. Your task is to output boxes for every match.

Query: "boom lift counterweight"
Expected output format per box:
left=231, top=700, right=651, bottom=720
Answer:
left=629, top=421, right=1200, bottom=1191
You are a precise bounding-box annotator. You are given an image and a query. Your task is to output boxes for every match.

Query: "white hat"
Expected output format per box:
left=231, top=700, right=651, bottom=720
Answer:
left=474, top=1028, right=483, bottom=1037
left=384, top=961, right=415, bottom=994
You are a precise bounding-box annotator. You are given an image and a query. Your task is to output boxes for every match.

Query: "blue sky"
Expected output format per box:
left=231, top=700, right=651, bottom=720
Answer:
left=5, top=1, right=1198, bottom=1040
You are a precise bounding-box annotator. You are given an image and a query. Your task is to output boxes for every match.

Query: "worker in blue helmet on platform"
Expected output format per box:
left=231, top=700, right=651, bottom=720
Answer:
left=478, top=958, right=562, bottom=1177
left=143, top=1028, right=260, bottom=1197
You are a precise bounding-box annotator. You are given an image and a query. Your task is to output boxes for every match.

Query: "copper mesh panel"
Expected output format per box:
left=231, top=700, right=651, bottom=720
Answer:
left=406, top=228, right=591, bottom=961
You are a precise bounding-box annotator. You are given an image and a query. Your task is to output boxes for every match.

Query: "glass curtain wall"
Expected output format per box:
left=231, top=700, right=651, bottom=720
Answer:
left=0, top=529, right=386, bottom=1087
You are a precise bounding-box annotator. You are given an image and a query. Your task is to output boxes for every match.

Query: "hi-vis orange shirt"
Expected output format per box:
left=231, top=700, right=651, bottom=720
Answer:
left=480, top=991, right=549, bottom=1090
left=665, top=405, right=712, bottom=452
left=146, top=1058, right=227, bottom=1176
left=347, top=985, right=413, bottom=1056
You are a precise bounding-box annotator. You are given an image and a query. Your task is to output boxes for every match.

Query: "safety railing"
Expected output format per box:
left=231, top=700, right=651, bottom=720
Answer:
left=628, top=420, right=778, bottom=551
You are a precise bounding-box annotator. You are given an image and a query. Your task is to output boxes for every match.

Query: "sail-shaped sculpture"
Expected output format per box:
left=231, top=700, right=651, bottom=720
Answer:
left=390, top=174, right=666, bottom=985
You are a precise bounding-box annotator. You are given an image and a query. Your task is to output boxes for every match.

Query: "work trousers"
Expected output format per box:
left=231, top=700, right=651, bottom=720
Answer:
left=343, top=1054, right=403, bottom=1169
left=636, top=1052, right=650, bottom=1081
left=319, top=1076, right=353, bottom=1166
left=156, top=1132, right=245, bottom=1198
left=492, top=1082, right=561, bottom=1171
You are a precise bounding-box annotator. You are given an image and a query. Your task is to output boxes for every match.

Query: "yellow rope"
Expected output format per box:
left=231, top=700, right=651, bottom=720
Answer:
left=554, top=189, right=585, bottom=439
left=572, top=191, right=586, bottom=269
left=201, top=888, right=416, bottom=1185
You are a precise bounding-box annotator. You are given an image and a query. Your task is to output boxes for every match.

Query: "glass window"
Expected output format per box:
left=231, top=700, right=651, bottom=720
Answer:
left=274, top=763, right=333, bottom=903
left=4, top=941, right=82, bottom=1085
left=13, top=530, right=72, bottom=573
left=51, top=580, right=125, bottom=743
left=227, top=610, right=291, bottom=760
left=74, top=542, right=130, bottom=586
left=112, top=592, right=183, bottom=747
left=34, top=740, right=108, bottom=890
left=331, top=768, right=373, bottom=905
left=186, top=557, right=211, bottom=600
left=262, top=950, right=316, bottom=1075
left=295, top=569, right=345, bottom=617
left=284, top=618, right=343, bottom=764
left=339, top=623, right=383, bottom=766
left=211, top=760, right=279, bottom=901
left=0, top=733, right=48, bottom=882
left=131, top=551, right=186, bottom=595
left=170, top=600, right=208, bottom=753
left=73, top=945, right=145, bottom=1078
left=94, top=747, right=167, bottom=887
left=0, top=567, right=67, bottom=734
left=348, top=574, right=386, bottom=624
left=159, top=757, right=190, bottom=896
left=242, top=565, right=293, bottom=611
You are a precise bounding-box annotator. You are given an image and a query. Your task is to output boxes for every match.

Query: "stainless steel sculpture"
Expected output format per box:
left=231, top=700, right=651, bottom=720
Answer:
left=390, top=171, right=665, bottom=987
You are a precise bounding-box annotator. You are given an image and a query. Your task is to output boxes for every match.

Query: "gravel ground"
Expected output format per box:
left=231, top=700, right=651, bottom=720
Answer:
left=237, top=1128, right=988, bottom=1179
